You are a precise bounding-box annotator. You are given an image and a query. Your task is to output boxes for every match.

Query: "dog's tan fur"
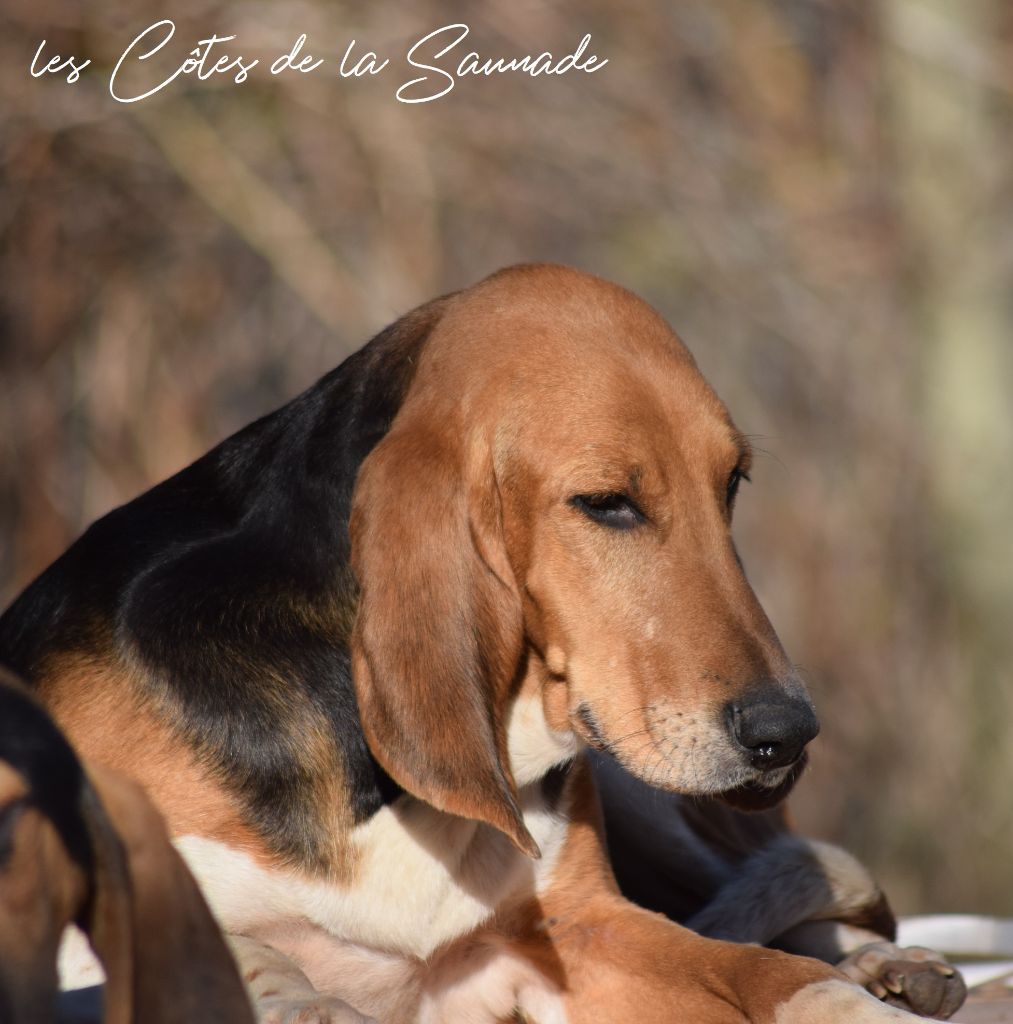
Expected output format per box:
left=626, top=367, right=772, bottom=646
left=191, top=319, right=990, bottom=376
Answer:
left=2, top=266, right=960, bottom=1022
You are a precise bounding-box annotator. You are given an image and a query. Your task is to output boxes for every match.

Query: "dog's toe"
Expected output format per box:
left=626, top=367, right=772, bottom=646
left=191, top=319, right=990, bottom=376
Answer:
left=838, top=942, right=967, bottom=1019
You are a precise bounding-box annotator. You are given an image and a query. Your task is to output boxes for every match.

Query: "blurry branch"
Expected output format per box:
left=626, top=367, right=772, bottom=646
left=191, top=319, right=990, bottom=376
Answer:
left=133, top=99, right=365, bottom=341
left=884, top=0, right=1013, bottom=846
left=883, top=0, right=1009, bottom=95
left=885, top=0, right=1013, bottom=621
left=341, top=96, right=442, bottom=317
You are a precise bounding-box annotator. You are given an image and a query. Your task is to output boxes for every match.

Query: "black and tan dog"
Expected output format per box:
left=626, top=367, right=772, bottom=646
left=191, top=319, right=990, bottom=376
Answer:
left=0, top=265, right=962, bottom=1023
left=0, top=668, right=253, bottom=1024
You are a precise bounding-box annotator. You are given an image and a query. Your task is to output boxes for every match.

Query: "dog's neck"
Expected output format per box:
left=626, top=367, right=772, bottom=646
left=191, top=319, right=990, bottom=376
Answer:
left=505, top=689, right=580, bottom=788
left=503, top=655, right=580, bottom=788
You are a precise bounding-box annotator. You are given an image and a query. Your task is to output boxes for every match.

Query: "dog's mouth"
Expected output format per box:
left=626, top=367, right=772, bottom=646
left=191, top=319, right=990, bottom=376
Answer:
left=716, top=750, right=809, bottom=811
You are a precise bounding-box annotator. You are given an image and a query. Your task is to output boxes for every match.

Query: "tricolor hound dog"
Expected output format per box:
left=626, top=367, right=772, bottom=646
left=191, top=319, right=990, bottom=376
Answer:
left=0, top=265, right=963, bottom=1023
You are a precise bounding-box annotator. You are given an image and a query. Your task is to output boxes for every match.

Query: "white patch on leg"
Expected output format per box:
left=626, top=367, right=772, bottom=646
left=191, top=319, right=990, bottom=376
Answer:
left=775, top=979, right=917, bottom=1023
left=230, top=935, right=375, bottom=1024
left=420, top=946, right=567, bottom=1024
left=57, top=924, right=104, bottom=991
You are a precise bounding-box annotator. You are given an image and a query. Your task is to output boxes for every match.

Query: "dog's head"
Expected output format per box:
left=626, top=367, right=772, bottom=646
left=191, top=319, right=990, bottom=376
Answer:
left=350, top=264, right=817, bottom=855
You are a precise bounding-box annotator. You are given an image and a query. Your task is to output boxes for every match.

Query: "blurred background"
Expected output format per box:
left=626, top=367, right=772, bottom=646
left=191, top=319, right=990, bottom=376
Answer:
left=1, top=0, right=1010, bottom=913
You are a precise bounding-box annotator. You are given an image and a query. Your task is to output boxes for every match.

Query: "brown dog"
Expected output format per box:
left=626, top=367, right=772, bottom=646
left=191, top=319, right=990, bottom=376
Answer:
left=0, top=265, right=952, bottom=1022
left=0, top=668, right=254, bottom=1024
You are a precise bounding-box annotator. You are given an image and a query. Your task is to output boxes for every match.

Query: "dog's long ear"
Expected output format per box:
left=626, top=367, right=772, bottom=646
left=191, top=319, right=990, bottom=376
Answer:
left=82, top=765, right=255, bottom=1024
left=350, top=420, right=536, bottom=856
left=76, top=778, right=134, bottom=1024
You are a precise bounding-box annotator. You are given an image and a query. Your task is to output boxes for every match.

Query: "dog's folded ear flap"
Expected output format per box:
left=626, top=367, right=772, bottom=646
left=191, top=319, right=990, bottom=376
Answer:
left=81, top=765, right=255, bottom=1024
left=350, top=423, right=537, bottom=857
left=76, top=776, right=134, bottom=1024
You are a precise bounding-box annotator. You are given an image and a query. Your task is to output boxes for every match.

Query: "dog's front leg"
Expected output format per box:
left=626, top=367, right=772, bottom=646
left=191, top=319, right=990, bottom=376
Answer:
left=523, top=759, right=921, bottom=1024
left=228, top=936, right=376, bottom=1024
left=533, top=893, right=923, bottom=1024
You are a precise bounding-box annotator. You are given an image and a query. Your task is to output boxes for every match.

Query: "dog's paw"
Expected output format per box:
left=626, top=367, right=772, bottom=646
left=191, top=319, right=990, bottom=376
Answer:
left=257, top=995, right=376, bottom=1024
left=837, top=941, right=967, bottom=1019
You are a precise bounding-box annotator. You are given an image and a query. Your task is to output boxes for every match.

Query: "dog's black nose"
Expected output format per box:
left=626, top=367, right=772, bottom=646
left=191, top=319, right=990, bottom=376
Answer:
left=727, top=695, right=820, bottom=770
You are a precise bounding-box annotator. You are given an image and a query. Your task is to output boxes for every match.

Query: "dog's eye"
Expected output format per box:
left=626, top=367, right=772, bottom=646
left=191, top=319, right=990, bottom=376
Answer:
left=571, top=492, right=645, bottom=530
left=726, top=468, right=750, bottom=508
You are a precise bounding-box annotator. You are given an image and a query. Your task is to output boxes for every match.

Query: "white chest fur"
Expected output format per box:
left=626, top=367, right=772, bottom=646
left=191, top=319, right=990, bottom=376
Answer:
left=176, top=780, right=568, bottom=961
left=177, top=691, right=576, bottom=961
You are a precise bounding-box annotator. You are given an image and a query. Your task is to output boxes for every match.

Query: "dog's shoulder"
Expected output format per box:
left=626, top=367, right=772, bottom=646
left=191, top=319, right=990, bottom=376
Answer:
left=0, top=298, right=452, bottom=870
